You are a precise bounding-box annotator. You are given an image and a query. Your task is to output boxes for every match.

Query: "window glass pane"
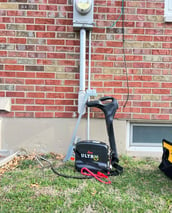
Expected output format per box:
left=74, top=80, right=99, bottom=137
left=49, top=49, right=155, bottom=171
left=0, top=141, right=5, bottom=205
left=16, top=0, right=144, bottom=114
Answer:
left=133, top=125, right=172, bottom=144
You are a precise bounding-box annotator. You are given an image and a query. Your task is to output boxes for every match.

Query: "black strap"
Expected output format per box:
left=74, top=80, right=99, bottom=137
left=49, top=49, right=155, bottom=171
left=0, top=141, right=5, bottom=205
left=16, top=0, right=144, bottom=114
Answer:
left=109, top=161, right=123, bottom=176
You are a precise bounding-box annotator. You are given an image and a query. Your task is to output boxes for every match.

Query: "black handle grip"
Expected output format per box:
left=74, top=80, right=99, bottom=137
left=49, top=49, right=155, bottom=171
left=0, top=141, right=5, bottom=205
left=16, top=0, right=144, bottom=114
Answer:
left=86, top=100, right=99, bottom=108
left=87, top=96, right=115, bottom=108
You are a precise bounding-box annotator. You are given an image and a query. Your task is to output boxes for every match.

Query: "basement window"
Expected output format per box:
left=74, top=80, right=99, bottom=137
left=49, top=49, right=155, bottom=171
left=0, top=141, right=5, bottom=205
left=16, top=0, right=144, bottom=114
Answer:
left=164, top=0, right=172, bottom=22
left=129, top=123, right=172, bottom=152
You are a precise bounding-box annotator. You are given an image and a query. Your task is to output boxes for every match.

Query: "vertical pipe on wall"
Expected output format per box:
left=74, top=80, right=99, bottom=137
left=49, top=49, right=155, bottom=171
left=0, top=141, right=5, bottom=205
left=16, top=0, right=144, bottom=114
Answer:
left=87, top=30, right=92, bottom=140
left=78, top=28, right=86, bottom=114
left=79, top=28, right=86, bottom=91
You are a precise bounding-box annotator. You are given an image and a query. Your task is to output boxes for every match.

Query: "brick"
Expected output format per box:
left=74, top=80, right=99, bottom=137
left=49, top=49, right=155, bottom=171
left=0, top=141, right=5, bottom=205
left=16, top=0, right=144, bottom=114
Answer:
left=27, top=25, right=45, bottom=31
left=35, top=18, right=54, bottom=25
left=0, top=71, right=15, bottom=77
left=0, top=51, right=7, bottom=57
left=141, top=108, right=160, bottom=114
left=26, top=106, right=44, bottom=111
left=134, top=88, right=151, bottom=94
left=47, top=39, right=65, bottom=45
left=28, top=52, right=46, bottom=58
left=36, top=99, right=54, bottom=105
left=25, top=66, right=44, bottom=71
left=19, top=4, right=37, bottom=10
left=152, top=89, right=170, bottom=94
left=0, top=3, right=18, bottom=9
left=36, top=32, right=55, bottom=38
left=116, top=113, right=131, bottom=119
left=56, top=19, right=72, bottom=25
left=125, top=55, right=143, bottom=61
left=55, top=100, right=74, bottom=105
left=0, top=24, right=5, bottom=29
left=7, top=11, right=25, bottom=16
left=128, top=82, right=142, bottom=87
left=37, top=59, right=54, bottom=65
left=161, top=109, right=172, bottom=114
left=45, top=79, right=61, bottom=85
left=58, top=59, right=75, bottom=65
left=15, top=112, right=34, bottom=118
left=65, top=93, right=77, bottom=99
left=143, top=82, right=160, bottom=88
left=39, top=5, right=58, bottom=11
left=152, top=102, right=169, bottom=108
left=0, top=37, right=6, bottom=43
left=106, top=41, right=123, bottom=47
left=161, top=83, right=172, bottom=88
left=8, top=0, right=27, bottom=2
left=16, top=85, right=34, bottom=91
left=0, top=91, right=5, bottom=96
left=8, top=51, right=27, bottom=57
left=47, top=25, right=66, bottom=32
left=5, top=65, right=24, bottom=71
left=5, top=78, right=24, bottom=84
left=15, top=17, right=34, bottom=23
left=48, top=0, right=67, bottom=4
left=8, top=38, right=26, bottom=44
left=55, top=112, right=73, bottom=118
left=16, top=98, right=34, bottom=104
left=0, top=44, right=15, bottom=50
left=133, top=101, right=151, bottom=107
left=25, top=79, right=44, bottom=85
left=27, top=92, right=44, bottom=98
left=0, top=112, right=14, bottom=118
left=36, top=86, right=54, bottom=92
left=95, top=48, right=113, bottom=54
left=35, top=112, right=54, bottom=118
left=114, top=88, right=131, bottom=94
left=16, top=72, right=35, bottom=78
left=11, top=105, right=25, bottom=111
left=16, top=45, right=35, bottom=51
left=0, top=85, right=14, bottom=90
left=36, top=72, right=55, bottom=79
left=151, top=114, right=169, bottom=120
left=152, top=49, right=170, bottom=55
left=96, top=61, right=114, bottom=67
left=133, top=114, right=151, bottom=120
left=45, top=106, right=64, bottom=111
left=6, top=92, right=25, bottom=97
left=46, top=93, right=64, bottom=99
left=161, top=95, right=172, bottom=101
left=133, top=76, right=152, bottom=81
left=104, top=81, right=122, bottom=87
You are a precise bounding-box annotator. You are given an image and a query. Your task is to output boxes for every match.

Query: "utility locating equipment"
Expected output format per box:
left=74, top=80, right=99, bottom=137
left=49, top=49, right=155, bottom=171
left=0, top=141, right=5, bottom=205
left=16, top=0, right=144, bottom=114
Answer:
left=64, top=0, right=123, bottom=178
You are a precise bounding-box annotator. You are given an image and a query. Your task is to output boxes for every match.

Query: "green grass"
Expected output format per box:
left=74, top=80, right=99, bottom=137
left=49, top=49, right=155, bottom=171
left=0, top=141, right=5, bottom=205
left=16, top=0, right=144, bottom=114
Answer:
left=0, top=155, right=172, bottom=213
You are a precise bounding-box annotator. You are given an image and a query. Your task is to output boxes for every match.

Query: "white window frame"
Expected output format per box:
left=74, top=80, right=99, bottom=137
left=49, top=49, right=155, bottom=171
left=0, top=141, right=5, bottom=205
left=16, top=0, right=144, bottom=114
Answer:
left=164, top=0, right=172, bottom=22
left=126, top=122, right=172, bottom=153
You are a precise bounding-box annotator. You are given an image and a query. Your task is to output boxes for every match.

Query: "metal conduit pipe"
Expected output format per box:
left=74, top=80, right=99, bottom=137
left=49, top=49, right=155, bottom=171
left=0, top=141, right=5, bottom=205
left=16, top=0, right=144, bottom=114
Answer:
left=78, top=28, right=86, bottom=114
left=87, top=30, right=92, bottom=140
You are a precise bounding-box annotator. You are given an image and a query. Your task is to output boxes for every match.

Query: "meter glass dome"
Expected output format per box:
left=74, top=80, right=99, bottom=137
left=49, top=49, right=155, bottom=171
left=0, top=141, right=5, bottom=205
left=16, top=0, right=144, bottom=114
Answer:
left=76, top=0, right=92, bottom=14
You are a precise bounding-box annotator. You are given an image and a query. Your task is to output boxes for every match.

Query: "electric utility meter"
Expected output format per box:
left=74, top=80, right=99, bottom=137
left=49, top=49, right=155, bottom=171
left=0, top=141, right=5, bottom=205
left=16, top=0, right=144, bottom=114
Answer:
left=75, top=0, right=92, bottom=14
left=73, top=0, right=94, bottom=29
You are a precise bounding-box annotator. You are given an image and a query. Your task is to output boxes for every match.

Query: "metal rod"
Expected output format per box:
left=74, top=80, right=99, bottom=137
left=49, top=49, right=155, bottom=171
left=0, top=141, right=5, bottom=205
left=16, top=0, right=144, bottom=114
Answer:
left=87, top=30, right=92, bottom=140
left=78, top=28, right=86, bottom=114
left=79, top=28, right=86, bottom=91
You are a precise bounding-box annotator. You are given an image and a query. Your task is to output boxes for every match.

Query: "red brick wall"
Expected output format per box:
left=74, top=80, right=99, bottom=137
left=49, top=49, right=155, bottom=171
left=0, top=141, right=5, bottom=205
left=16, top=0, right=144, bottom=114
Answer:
left=0, top=0, right=171, bottom=120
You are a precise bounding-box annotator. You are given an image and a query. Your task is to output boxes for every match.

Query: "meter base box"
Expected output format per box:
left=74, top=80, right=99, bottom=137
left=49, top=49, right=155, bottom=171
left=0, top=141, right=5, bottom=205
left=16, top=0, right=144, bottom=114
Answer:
left=73, top=0, right=94, bottom=30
